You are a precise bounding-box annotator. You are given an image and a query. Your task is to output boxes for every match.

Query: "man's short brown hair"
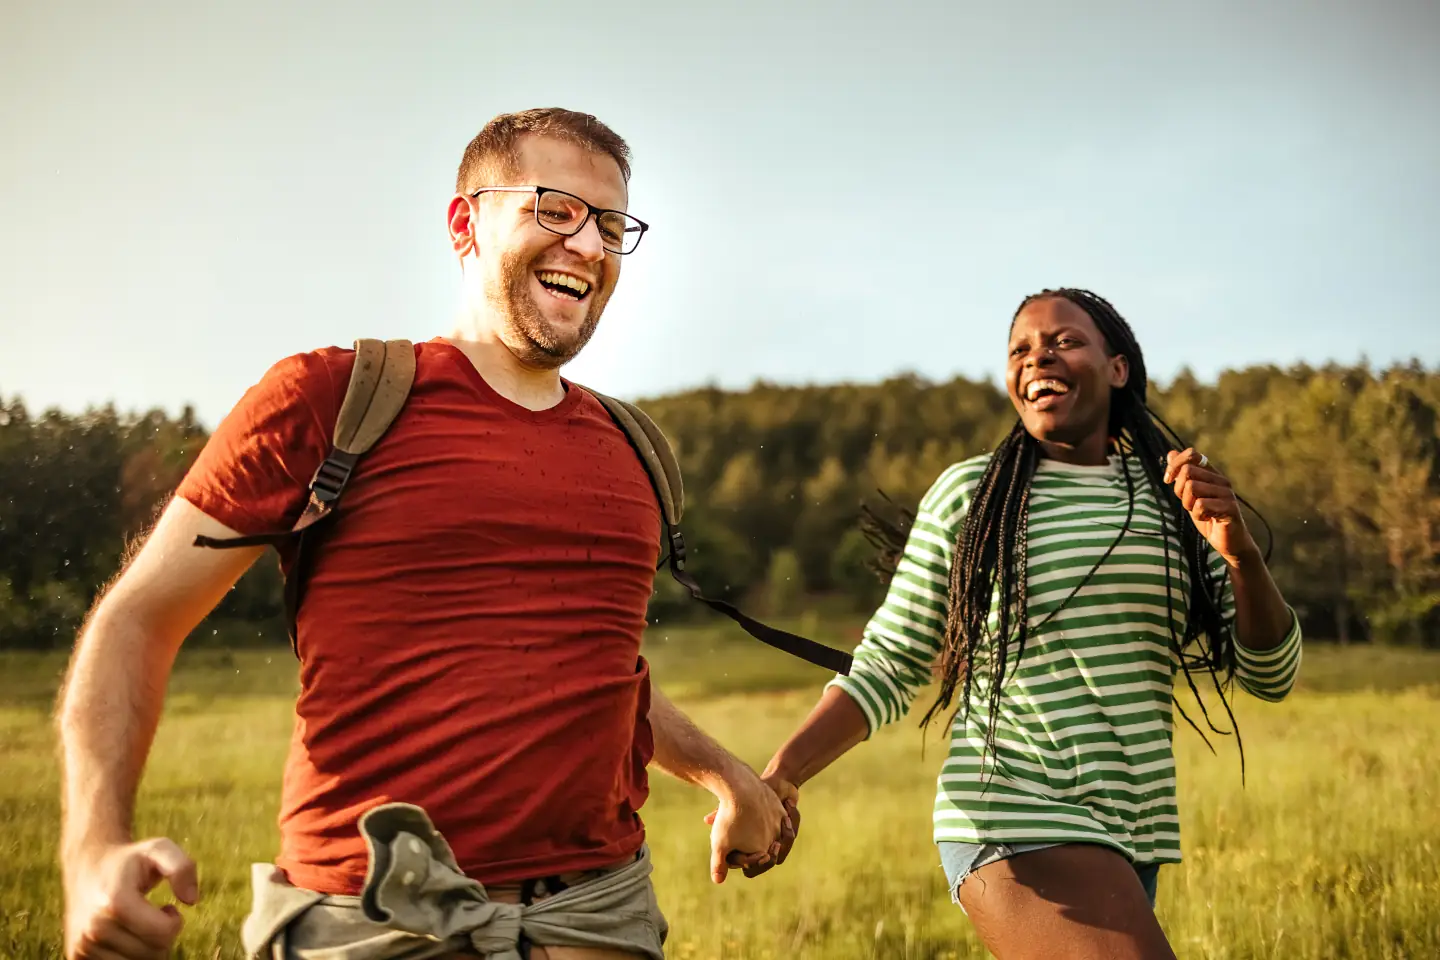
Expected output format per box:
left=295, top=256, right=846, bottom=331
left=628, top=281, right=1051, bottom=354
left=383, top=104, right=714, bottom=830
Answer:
left=455, top=108, right=632, bottom=195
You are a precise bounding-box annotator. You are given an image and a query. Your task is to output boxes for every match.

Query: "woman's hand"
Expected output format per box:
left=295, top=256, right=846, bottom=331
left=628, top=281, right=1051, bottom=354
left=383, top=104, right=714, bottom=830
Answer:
left=704, top=775, right=799, bottom=879
left=1164, top=448, right=1260, bottom=568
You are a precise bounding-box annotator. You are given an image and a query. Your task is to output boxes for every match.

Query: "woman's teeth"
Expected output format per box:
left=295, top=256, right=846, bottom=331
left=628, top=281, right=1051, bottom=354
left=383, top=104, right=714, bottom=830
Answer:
left=1026, top=379, right=1071, bottom=401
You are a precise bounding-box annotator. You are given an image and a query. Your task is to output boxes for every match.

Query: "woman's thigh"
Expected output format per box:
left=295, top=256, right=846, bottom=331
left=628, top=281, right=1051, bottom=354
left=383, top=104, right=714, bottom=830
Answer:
left=955, top=842, right=1176, bottom=960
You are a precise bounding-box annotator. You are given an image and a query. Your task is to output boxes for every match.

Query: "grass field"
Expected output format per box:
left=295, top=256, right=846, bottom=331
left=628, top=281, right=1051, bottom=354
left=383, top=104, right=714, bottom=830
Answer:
left=3, top=625, right=1439, bottom=959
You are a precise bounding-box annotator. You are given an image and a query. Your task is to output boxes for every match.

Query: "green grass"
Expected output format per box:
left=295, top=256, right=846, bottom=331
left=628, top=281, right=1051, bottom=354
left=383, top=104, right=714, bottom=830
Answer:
left=3, top=630, right=1439, bottom=959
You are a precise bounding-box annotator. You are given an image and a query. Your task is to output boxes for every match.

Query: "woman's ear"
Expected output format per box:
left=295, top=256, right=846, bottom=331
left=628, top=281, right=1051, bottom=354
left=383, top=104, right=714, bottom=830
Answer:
left=1109, top=354, right=1130, bottom=389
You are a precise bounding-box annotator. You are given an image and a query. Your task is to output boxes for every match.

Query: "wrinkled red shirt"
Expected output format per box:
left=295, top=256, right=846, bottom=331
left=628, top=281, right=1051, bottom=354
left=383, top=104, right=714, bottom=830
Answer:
left=175, top=339, right=658, bottom=894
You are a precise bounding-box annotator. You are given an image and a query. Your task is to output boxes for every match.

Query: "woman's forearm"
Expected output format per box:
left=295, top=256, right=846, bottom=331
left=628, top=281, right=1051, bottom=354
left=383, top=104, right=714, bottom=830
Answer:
left=1228, top=545, right=1295, bottom=651
left=763, top=686, right=871, bottom=788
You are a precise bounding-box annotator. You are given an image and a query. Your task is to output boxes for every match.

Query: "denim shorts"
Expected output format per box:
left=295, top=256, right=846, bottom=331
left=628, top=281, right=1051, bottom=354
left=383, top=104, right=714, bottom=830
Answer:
left=938, top=841, right=1160, bottom=910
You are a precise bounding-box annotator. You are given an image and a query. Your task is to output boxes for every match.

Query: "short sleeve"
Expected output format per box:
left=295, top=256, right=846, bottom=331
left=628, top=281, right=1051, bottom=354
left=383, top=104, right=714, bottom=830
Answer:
left=174, top=349, right=349, bottom=536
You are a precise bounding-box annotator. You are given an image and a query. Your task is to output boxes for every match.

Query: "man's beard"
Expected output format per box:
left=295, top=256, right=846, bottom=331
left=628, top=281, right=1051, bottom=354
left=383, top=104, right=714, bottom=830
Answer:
left=487, top=248, right=604, bottom=370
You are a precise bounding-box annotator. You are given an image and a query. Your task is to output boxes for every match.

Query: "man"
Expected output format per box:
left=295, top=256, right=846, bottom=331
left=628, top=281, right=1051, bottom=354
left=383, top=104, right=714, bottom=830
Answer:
left=57, top=108, right=789, bottom=960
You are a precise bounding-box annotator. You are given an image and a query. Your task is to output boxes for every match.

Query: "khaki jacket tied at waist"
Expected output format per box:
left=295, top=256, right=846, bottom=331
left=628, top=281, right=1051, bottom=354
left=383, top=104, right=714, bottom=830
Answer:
left=241, top=802, right=667, bottom=960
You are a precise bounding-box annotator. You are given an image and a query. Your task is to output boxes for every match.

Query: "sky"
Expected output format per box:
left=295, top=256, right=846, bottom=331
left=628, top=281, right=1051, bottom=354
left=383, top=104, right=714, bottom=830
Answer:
left=3, top=0, right=1438, bottom=428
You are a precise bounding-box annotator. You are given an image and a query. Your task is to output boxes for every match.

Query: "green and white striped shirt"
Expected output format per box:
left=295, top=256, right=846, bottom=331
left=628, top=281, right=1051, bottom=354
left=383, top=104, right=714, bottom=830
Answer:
left=829, top=453, right=1303, bottom=865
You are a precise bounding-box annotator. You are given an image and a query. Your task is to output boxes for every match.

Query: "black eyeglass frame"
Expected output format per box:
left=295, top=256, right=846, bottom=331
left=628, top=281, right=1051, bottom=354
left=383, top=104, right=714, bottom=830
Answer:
left=468, top=185, right=650, bottom=255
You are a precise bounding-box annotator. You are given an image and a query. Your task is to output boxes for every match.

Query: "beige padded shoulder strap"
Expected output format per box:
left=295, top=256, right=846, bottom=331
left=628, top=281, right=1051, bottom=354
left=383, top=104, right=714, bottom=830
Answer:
left=586, top=389, right=684, bottom=527
left=334, top=339, right=417, bottom=454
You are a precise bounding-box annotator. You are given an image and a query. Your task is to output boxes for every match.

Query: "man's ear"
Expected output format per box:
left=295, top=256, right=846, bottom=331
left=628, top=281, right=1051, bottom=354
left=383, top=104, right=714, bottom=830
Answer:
left=448, top=195, right=476, bottom=259
left=1109, top=354, right=1130, bottom=390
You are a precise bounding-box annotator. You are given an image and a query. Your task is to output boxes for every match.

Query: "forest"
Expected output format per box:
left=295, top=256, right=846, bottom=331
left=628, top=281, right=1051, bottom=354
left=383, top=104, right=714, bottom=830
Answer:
left=2, top=359, right=1437, bottom=649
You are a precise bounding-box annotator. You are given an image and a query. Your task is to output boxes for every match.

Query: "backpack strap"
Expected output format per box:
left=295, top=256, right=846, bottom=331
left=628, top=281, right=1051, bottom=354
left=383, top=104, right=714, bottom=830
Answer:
left=194, top=339, right=416, bottom=653
left=587, top=393, right=684, bottom=527
left=585, top=387, right=853, bottom=676
left=335, top=339, right=417, bottom=455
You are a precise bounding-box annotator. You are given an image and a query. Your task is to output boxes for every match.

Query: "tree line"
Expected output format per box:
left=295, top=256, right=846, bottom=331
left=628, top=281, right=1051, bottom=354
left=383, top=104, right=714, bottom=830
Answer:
left=2, top=359, right=1437, bottom=650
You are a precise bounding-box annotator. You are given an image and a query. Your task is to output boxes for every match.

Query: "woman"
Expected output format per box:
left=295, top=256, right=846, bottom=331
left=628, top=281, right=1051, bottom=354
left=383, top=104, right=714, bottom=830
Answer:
left=755, top=288, right=1302, bottom=959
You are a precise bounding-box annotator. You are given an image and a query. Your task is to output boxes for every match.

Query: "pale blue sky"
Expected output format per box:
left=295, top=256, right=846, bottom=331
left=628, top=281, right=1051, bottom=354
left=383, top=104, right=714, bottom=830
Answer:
left=3, top=0, right=1437, bottom=427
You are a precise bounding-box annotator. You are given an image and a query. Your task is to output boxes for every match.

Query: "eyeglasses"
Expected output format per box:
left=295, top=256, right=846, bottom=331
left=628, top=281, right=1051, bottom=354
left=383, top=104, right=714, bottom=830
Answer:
left=468, top=185, right=649, bottom=255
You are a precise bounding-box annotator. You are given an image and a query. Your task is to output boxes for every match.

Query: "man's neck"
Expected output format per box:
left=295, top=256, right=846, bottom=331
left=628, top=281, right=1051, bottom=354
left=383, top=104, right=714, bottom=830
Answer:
left=443, top=330, right=567, bottom=413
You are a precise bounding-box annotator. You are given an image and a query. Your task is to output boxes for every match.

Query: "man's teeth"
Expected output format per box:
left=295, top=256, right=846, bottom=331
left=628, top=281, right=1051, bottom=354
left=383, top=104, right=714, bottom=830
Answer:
left=1026, top=380, right=1071, bottom=401
left=537, top=271, right=590, bottom=298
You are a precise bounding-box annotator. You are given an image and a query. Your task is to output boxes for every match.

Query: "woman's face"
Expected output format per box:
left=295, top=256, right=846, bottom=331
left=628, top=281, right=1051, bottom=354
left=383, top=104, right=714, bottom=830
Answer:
left=1006, top=297, right=1129, bottom=449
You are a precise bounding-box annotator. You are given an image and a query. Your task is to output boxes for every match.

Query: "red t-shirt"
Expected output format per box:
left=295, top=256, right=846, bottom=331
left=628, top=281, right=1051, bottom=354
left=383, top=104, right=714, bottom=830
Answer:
left=175, top=339, right=659, bottom=895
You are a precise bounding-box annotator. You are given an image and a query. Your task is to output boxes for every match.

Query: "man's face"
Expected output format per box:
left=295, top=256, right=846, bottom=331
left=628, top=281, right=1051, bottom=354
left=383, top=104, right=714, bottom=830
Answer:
left=454, top=135, right=629, bottom=369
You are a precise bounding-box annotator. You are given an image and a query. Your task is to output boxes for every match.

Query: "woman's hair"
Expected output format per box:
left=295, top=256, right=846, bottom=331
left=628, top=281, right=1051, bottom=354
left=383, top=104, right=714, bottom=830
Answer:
left=864, top=288, right=1264, bottom=768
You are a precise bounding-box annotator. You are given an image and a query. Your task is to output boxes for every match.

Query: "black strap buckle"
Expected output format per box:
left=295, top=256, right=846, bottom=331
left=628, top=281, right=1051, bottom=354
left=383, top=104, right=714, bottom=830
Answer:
left=310, top=451, right=356, bottom=504
left=668, top=529, right=687, bottom=571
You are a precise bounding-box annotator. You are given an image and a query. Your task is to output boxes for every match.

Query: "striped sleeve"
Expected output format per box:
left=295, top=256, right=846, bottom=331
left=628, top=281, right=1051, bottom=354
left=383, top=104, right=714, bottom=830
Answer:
left=1210, top=550, right=1303, bottom=702
left=827, top=459, right=980, bottom=734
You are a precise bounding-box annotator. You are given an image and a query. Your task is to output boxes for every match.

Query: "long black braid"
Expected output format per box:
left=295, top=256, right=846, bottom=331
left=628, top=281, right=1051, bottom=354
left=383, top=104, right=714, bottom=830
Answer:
left=863, top=288, right=1266, bottom=774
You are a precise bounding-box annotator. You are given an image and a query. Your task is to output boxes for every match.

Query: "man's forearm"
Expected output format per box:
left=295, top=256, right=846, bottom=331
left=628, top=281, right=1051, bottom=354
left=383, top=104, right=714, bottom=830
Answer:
left=56, top=604, right=180, bottom=863
left=649, top=685, right=790, bottom=876
left=1228, top=547, right=1295, bottom=652
left=647, top=686, right=750, bottom=795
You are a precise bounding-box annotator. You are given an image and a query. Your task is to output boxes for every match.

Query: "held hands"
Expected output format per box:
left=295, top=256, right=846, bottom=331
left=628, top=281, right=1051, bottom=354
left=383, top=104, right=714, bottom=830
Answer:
left=63, top=838, right=199, bottom=960
left=703, top=773, right=800, bottom=882
left=1164, top=448, right=1260, bottom=567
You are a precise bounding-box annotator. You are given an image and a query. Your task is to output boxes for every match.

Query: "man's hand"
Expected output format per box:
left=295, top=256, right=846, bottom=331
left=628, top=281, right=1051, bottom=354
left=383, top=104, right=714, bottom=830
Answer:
left=705, top=764, right=790, bottom=884
left=711, top=687, right=872, bottom=882
left=56, top=500, right=252, bottom=960
left=705, top=773, right=800, bottom=880
left=63, top=838, right=199, bottom=960
left=740, top=775, right=800, bottom=879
